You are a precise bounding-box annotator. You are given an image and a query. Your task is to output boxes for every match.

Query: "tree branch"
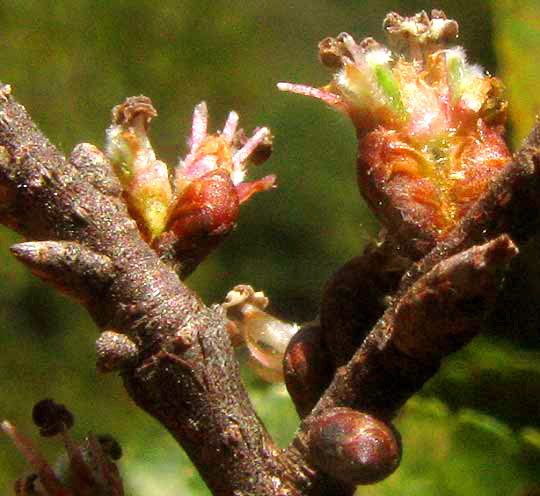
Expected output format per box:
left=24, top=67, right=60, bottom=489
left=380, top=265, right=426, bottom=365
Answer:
left=0, top=85, right=301, bottom=495
left=2, top=56, right=539, bottom=493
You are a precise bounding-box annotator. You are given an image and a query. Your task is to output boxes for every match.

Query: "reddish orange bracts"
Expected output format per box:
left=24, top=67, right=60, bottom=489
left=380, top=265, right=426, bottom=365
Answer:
left=279, top=10, right=510, bottom=257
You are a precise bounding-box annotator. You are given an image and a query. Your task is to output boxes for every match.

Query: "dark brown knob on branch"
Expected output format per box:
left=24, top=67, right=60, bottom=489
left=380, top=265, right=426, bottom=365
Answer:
left=283, top=321, right=333, bottom=418
left=303, top=407, right=401, bottom=485
left=320, top=242, right=409, bottom=369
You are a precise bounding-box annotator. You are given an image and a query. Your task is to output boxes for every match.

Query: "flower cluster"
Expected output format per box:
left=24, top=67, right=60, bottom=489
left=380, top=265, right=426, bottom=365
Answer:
left=279, top=10, right=510, bottom=256
left=105, top=97, right=275, bottom=272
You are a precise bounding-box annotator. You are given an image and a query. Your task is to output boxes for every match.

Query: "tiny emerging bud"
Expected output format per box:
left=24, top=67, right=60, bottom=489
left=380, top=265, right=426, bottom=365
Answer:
left=223, top=284, right=298, bottom=382
left=303, top=407, right=401, bottom=485
left=279, top=10, right=511, bottom=257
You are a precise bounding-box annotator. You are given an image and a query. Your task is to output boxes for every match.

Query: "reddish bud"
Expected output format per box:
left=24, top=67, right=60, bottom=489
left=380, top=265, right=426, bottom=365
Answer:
left=161, top=169, right=239, bottom=277
left=283, top=321, right=333, bottom=417
left=167, top=169, right=239, bottom=246
left=304, top=407, right=401, bottom=485
left=152, top=103, right=276, bottom=277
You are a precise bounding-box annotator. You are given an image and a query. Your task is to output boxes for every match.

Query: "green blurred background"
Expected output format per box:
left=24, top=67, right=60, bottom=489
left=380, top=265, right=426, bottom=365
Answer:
left=1, top=1, right=540, bottom=494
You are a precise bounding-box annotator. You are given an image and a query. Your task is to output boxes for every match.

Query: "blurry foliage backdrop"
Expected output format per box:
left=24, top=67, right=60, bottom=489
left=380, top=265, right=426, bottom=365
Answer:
left=0, top=1, right=540, bottom=495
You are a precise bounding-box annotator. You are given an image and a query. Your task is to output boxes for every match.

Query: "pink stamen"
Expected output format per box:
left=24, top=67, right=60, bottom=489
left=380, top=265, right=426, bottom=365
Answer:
left=277, top=82, right=343, bottom=106
left=222, top=111, right=239, bottom=144
left=233, top=127, right=271, bottom=175
left=1, top=420, right=72, bottom=496
left=236, top=174, right=276, bottom=204
left=180, top=102, right=210, bottom=173
left=191, top=102, right=208, bottom=149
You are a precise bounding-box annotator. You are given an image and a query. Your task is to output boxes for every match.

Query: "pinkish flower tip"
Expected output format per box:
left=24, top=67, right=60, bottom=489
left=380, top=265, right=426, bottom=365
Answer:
left=277, top=82, right=343, bottom=106
left=222, top=111, right=240, bottom=143
left=236, top=174, right=277, bottom=205
left=232, top=126, right=272, bottom=182
left=191, top=101, right=209, bottom=149
left=178, top=108, right=275, bottom=199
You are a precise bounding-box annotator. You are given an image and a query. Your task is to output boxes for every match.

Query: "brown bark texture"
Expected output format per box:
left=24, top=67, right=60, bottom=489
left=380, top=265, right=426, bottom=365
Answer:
left=0, top=79, right=539, bottom=496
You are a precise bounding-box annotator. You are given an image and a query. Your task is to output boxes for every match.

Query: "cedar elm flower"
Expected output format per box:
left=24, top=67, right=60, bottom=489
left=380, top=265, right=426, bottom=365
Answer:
left=106, top=97, right=275, bottom=274
left=279, top=10, right=510, bottom=257
left=106, top=96, right=172, bottom=240
left=166, top=102, right=276, bottom=247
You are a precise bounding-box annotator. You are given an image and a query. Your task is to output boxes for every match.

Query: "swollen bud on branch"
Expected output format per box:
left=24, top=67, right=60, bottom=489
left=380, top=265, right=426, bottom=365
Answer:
left=300, top=407, right=401, bottom=486
left=279, top=10, right=510, bottom=257
left=283, top=320, right=332, bottom=417
left=95, top=330, right=140, bottom=373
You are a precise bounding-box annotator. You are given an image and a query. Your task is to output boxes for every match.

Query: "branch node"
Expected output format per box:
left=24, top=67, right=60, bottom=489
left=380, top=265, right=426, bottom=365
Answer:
left=96, top=330, right=140, bottom=373
left=10, top=241, right=114, bottom=301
